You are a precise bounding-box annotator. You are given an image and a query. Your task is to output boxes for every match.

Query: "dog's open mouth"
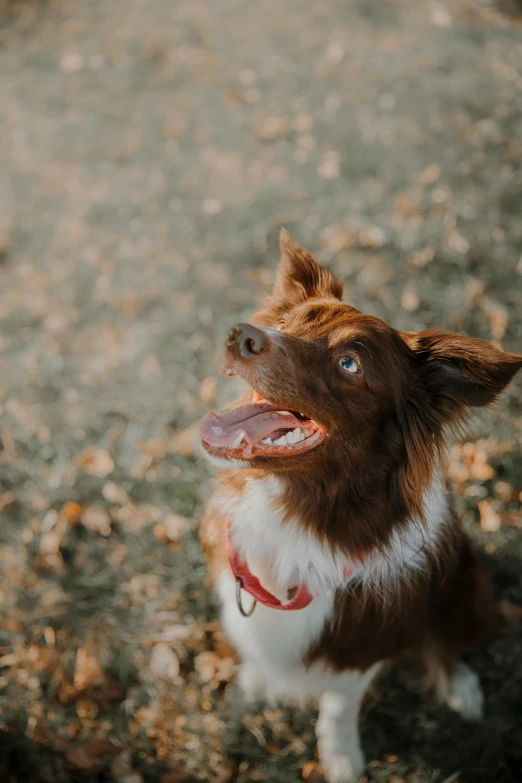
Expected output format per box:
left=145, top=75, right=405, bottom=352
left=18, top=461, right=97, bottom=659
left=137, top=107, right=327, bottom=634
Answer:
left=199, top=399, right=327, bottom=459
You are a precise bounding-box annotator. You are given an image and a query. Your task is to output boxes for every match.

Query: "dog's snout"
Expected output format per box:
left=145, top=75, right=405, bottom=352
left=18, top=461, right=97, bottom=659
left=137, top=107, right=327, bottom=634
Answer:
left=227, top=323, right=268, bottom=359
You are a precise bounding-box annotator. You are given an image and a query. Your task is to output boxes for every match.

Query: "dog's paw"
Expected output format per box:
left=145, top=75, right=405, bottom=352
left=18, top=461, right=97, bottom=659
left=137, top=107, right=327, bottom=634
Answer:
left=434, top=661, right=484, bottom=721
left=444, top=662, right=484, bottom=721
left=320, top=749, right=364, bottom=783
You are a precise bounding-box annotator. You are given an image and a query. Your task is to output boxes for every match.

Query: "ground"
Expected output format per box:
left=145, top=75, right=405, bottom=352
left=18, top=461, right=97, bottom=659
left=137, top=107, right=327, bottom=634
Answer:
left=1, top=0, right=522, bottom=781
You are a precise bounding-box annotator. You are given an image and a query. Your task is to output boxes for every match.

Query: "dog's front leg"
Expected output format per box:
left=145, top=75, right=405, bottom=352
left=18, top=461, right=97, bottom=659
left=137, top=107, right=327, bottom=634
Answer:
left=316, top=666, right=380, bottom=783
left=238, top=659, right=267, bottom=703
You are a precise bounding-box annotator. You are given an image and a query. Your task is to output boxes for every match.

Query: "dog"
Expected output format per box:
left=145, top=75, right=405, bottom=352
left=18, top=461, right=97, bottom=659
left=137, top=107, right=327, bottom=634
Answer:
left=198, top=229, right=522, bottom=783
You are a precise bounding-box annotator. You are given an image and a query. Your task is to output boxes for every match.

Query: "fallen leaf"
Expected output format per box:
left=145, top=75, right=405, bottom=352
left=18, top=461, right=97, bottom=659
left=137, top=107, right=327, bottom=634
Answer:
left=483, top=298, right=508, bottom=342
left=464, top=278, right=485, bottom=308
left=494, top=481, right=514, bottom=503
left=60, top=51, right=85, bottom=73
left=160, top=773, right=194, bottom=783
left=0, top=216, right=15, bottom=258
left=150, top=643, right=180, bottom=681
left=460, top=443, right=495, bottom=481
left=129, top=453, right=154, bottom=478
left=39, top=530, right=61, bottom=555
left=0, top=653, right=19, bottom=667
left=469, top=449, right=495, bottom=481
left=62, top=502, right=82, bottom=523
left=103, top=482, right=129, bottom=505
left=115, top=502, right=162, bottom=532
left=0, top=491, right=16, bottom=516
left=81, top=506, right=112, bottom=536
left=431, top=5, right=452, bottom=28
left=25, top=644, right=59, bottom=674
left=302, top=761, right=325, bottom=782
left=497, top=599, right=522, bottom=626
left=202, top=198, right=223, bottom=215
left=258, top=116, right=286, bottom=140
left=5, top=618, right=23, bottom=633
left=138, top=439, right=167, bottom=460
left=410, top=246, right=435, bottom=267
left=169, top=422, right=200, bottom=456
left=111, top=750, right=144, bottom=783
left=420, top=163, right=441, bottom=183
left=448, top=230, right=469, bottom=255
left=73, top=647, right=105, bottom=690
left=199, top=376, right=217, bottom=403
left=139, top=354, right=162, bottom=382
left=44, top=626, right=56, bottom=647
left=80, top=448, right=114, bottom=478
left=358, top=225, right=386, bottom=249
left=317, top=151, right=340, bottom=180
left=1, top=427, right=17, bottom=461
left=293, top=114, right=314, bottom=132
left=401, top=287, right=420, bottom=311
left=478, top=500, right=502, bottom=532
left=66, top=741, right=119, bottom=771
left=194, top=651, right=235, bottom=685
left=321, top=226, right=353, bottom=253
left=154, top=513, right=190, bottom=543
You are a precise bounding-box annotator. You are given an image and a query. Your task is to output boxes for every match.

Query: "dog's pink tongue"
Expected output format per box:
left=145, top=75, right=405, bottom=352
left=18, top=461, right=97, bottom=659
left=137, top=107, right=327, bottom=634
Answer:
left=199, top=404, right=301, bottom=449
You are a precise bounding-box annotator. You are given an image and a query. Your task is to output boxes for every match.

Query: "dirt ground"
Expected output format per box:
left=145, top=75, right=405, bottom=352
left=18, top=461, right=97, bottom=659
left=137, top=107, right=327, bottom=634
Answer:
left=1, top=0, right=522, bottom=781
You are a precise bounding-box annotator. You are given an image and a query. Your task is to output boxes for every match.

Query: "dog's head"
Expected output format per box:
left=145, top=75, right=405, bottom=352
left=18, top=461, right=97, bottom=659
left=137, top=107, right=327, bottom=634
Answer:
left=200, top=230, right=522, bottom=521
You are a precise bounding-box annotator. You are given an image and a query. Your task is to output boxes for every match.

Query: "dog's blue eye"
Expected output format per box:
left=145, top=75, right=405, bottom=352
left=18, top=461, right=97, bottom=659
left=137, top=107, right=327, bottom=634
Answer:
left=339, top=356, right=359, bottom=373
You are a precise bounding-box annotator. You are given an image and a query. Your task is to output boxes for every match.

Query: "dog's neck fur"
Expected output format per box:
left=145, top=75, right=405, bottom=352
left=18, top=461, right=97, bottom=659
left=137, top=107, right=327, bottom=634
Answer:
left=224, top=468, right=449, bottom=600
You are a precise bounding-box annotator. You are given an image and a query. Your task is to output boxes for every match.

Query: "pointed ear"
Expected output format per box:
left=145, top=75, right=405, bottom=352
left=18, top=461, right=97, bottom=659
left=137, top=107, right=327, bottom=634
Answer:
left=391, top=330, right=521, bottom=523
left=404, top=329, right=522, bottom=417
left=273, top=229, right=343, bottom=305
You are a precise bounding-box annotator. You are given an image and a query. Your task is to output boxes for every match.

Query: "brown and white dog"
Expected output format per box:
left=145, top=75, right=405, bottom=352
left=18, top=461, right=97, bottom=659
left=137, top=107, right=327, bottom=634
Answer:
left=199, top=230, right=522, bottom=783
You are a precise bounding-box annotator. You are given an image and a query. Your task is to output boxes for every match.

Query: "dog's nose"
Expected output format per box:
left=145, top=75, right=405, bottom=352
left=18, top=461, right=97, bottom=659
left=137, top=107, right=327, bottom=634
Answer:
left=227, top=323, right=268, bottom=359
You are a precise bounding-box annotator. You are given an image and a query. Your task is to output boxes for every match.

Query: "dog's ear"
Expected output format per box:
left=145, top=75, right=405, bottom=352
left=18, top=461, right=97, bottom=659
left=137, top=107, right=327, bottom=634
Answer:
left=254, top=230, right=343, bottom=325
left=273, top=229, right=344, bottom=305
left=392, top=330, right=522, bottom=523
left=404, top=329, right=522, bottom=417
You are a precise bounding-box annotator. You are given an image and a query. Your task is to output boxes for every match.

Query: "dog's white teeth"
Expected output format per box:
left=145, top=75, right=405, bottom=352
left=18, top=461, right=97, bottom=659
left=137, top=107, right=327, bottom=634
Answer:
left=285, top=428, right=304, bottom=445
left=261, top=437, right=273, bottom=445
left=274, top=434, right=289, bottom=446
left=229, top=431, right=245, bottom=449
left=271, top=428, right=306, bottom=447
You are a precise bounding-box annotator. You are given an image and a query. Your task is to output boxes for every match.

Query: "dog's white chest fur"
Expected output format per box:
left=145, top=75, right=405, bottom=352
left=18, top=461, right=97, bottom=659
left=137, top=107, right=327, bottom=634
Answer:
left=219, top=569, right=334, bottom=675
left=212, top=474, right=480, bottom=783
left=217, top=475, right=336, bottom=676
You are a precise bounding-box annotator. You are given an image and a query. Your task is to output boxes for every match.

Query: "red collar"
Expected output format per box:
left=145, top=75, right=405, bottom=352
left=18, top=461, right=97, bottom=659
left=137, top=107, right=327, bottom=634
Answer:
left=225, top=516, right=358, bottom=615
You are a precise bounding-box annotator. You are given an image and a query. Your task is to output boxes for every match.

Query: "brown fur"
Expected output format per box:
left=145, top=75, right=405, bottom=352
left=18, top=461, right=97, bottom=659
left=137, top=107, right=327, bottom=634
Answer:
left=306, top=526, right=499, bottom=673
left=200, top=230, right=520, bottom=676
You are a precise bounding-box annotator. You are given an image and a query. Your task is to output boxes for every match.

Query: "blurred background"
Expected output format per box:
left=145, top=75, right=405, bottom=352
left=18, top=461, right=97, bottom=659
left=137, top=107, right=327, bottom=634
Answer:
left=1, top=1, right=521, bottom=782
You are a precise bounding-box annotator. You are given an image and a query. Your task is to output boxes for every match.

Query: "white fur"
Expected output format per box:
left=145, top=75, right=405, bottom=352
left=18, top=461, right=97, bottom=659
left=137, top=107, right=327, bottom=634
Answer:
left=316, top=667, right=381, bottom=783
left=435, top=661, right=484, bottom=721
left=212, top=473, right=474, bottom=783
left=346, top=475, right=450, bottom=597
left=219, top=473, right=449, bottom=599
left=219, top=569, right=335, bottom=680
left=219, top=566, right=381, bottom=782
